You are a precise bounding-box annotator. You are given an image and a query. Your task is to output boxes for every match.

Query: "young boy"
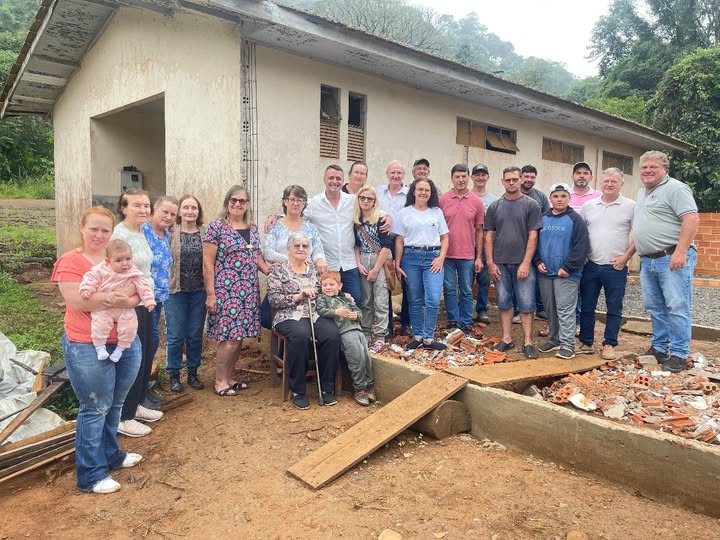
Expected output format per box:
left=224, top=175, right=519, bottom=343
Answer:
left=316, top=271, right=376, bottom=406
left=533, top=183, right=590, bottom=360
left=79, top=239, right=156, bottom=362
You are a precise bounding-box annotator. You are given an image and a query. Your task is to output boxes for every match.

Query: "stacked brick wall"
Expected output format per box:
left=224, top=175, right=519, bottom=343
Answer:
left=695, top=213, right=720, bottom=277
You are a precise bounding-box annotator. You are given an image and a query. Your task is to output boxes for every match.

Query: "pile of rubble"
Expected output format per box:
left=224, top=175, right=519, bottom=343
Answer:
left=530, top=353, right=720, bottom=445
left=382, top=325, right=518, bottom=370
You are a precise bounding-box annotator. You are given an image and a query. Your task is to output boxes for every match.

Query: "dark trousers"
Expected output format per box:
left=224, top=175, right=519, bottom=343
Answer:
left=121, top=305, right=154, bottom=420
left=579, top=261, right=628, bottom=347
left=275, top=317, right=340, bottom=396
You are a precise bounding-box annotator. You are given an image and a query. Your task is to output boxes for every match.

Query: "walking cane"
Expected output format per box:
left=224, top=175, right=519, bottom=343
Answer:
left=307, top=297, right=325, bottom=406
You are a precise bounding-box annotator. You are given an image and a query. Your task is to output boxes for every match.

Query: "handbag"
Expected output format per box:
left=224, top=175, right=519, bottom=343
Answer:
left=356, top=221, right=396, bottom=291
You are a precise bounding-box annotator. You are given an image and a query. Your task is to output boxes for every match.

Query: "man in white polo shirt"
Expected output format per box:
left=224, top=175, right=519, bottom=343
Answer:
left=578, top=167, right=635, bottom=360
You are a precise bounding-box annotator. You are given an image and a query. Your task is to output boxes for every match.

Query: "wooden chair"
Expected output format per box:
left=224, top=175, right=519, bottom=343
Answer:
left=270, top=326, right=343, bottom=401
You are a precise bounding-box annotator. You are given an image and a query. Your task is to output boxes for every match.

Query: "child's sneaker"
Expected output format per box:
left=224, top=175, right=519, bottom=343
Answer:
left=370, top=340, right=386, bottom=354
left=555, top=346, right=576, bottom=360
left=353, top=390, right=370, bottom=406
left=96, top=346, right=109, bottom=360
left=365, top=386, right=377, bottom=403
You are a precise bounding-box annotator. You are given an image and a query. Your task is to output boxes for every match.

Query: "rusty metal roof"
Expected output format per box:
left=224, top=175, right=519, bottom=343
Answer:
left=0, top=0, right=691, bottom=151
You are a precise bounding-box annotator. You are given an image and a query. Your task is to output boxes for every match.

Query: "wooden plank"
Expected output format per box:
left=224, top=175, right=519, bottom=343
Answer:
left=158, top=393, right=194, bottom=413
left=287, top=373, right=467, bottom=489
left=0, top=445, right=75, bottom=484
left=0, top=437, right=74, bottom=469
left=0, top=381, right=67, bottom=445
left=444, top=357, right=607, bottom=386
left=0, top=430, right=74, bottom=465
left=0, top=422, right=75, bottom=454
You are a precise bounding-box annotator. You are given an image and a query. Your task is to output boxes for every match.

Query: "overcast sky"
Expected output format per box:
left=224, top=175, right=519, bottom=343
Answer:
left=413, top=0, right=611, bottom=78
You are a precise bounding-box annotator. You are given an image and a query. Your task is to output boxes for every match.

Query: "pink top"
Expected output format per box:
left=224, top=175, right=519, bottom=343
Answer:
left=79, top=260, right=155, bottom=307
left=439, top=190, right=485, bottom=259
left=569, top=188, right=601, bottom=209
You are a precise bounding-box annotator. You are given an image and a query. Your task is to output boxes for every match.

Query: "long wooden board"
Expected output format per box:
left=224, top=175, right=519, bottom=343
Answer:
left=0, top=381, right=67, bottom=445
left=0, top=422, right=75, bottom=454
left=445, top=357, right=607, bottom=386
left=288, top=373, right=467, bottom=489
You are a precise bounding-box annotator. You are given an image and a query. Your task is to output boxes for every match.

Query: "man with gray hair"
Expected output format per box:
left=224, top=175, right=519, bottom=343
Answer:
left=633, top=150, right=699, bottom=373
left=578, top=168, right=635, bottom=360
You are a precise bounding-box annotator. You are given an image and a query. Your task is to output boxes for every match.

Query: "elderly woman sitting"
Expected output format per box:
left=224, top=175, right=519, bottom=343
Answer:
left=267, top=232, right=340, bottom=410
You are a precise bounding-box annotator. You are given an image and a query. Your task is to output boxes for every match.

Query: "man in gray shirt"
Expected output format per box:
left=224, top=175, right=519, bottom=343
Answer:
left=520, top=164, right=550, bottom=213
left=485, top=166, right=543, bottom=358
left=633, top=150, right=699, bottom=373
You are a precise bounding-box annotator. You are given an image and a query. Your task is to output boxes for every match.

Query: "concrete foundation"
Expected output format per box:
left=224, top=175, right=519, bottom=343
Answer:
left=373, top=356, right=720, bottom=517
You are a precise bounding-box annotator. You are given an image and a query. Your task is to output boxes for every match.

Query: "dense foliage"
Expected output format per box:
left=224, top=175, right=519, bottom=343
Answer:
left=0, top=0, right=54, bottom=194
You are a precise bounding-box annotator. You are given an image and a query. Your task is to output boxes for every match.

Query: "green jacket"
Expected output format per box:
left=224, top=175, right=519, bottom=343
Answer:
left=316, top=293, right=362, bottom=335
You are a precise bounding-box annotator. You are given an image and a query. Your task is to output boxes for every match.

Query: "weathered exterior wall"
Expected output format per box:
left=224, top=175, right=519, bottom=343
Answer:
left=253, top=45, right=646, bottom=227
left=53, top=8, right=242, bottom=254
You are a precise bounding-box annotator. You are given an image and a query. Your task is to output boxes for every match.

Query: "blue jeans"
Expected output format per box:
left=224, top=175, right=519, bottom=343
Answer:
left=165, top=290, right=207, bottom=374
left=63, top=334, right=141, bottom=491
left=443, top=258, right=475, bottom=328
left=579, top=262, right=627, bottom=347
left=340, top=267, right=362, bottom=306
left=640, top=248, right=696, bottom=358
left=475, top=265, right=490, bottom=313
left=402, top=247, right=444, bottom=340
left=495, top=263, right=536, bottom=313
left=150, top=301, right=164, bottom=360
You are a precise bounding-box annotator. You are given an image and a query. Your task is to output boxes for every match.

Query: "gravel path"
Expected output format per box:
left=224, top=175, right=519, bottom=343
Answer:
left=596, top=279, right=720, bottom=329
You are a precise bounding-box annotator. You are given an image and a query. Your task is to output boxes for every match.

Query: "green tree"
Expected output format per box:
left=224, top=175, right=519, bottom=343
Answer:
left=584, top=95, right=648, bottom=124
left=506, top=57, right=576, bottom=95
left=650, top=48, right=720, bottom=212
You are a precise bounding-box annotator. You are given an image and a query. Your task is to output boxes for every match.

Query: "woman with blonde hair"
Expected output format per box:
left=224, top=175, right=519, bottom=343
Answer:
left=203, top=185, right=270, bottom=396
left=353, top=185, right=392, bottom=353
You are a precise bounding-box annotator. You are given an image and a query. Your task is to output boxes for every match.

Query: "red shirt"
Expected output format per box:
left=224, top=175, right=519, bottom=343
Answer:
left=51, top=251, right=118, bottom=343
left=439, top=190, right=485, bottom=259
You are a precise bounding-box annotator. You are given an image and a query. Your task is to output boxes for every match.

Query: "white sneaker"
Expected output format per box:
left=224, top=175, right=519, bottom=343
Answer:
left=92, top=477, right=120, bottom=494
left=118, top=419, right=152, bottom=437
left=135, top=404, right=163, bottom=423
left=121, top=452, right=143, bottom=468
left=96, top=346, right=109, bottom=360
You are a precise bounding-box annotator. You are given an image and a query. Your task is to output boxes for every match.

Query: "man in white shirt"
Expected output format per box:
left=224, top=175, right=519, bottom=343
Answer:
left=377, top=160, right=411, bottom=336
left=305, top=165, right=362, bottom=304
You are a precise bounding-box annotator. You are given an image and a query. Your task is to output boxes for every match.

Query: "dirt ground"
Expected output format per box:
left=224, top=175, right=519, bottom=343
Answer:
left=2, top=201, right=720, bottom=539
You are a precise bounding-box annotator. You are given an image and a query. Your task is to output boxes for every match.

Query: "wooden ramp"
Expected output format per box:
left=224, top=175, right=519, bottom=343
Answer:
left=445, top=356, right=607, bottom=386
left=287, top=373, right=467, bottom=489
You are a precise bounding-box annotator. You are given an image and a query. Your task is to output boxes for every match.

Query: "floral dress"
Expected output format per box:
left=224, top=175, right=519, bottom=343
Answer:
left=203, top=220, right=262, bottom=340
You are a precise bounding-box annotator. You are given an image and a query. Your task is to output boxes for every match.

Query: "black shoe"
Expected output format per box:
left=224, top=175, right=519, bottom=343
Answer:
left=142, top=394, right=161, bottom=410
left=538, top=341, right=561, bottom=353
left=424, top=340, right=447, bottom=351
left=187, top=371, right=204, bottom=390
left=400, top=325, right=413, bottom=336
left=447, top=321, right=458, bottom=329
left=406, top=339, right=423, bottom=350
left=535, top=311, right=548, bottom=321
left=643, top=346, right=670, bottom=363
left=664, top=355, right=688, bottom=373
left=492, top=341, right=515, bottom=352
left=522, top=344, right=539, bottom=359
left=475, top=311, right=490, bottom=324
left=556, top=346, right=576, bottom=360
left=292, top=393, right=310, bottom=410
left=322, top=392, right=338, bottom=406
left=169, top=374, right=182, bottom=393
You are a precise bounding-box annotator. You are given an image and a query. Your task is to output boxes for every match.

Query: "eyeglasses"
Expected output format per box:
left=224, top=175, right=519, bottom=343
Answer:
left=228, top=197, right=248, bottom=205
left=358, top=196, right=376, bottom=202
left=283, top=197, right=305, bottom=205
left=292, top=243, right=309, bottom=249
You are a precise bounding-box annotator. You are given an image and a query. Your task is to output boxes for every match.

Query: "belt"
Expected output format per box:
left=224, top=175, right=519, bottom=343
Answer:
left=642, top=245, right=676, bottom=259
left=405, top=245, right=440, bottom=251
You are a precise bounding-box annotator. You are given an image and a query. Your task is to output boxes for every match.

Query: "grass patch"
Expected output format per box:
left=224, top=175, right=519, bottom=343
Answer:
left=0, top=224, right=55, bottom=244
left=0, top=174, right=55, bottom=199
left=0, top=224, right=56, bottom=273
left=0, top=271, right=63, bottom=361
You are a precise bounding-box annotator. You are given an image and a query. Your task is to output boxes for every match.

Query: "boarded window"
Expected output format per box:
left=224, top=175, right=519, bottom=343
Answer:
left=456, top=117, right=518, bottom=154
left=602, top=151, right=633, bottom=175
left=320, top=85, right=340, bottom=158
left=542, top=137, right=584, bottom=165
left=347, top=92, right=366, bottom=161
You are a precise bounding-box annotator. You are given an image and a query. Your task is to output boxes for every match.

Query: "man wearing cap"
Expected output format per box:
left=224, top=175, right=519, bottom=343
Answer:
left=569, top=162, right=601, bottom=209
left=534, top=183, right=590, bottom=360
left=484, top=166, right=543, bottom=359
left=520, top=165, right=550, bottom=214
left=633, top=150, right=699, bottom=373
left=470, top=164, right=498, bottom=324
left=377, top=160, right=411, bottom=336
left=411, top=158, right=430, bottom=182
left=578, top=168, right=635, bottom=360
left=439, top=164, right=484, bottom=334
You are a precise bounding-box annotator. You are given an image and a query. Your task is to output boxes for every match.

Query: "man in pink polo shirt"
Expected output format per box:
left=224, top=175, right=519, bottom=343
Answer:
left=569, top=162, right=601, bottom=210
left=439, top=164, right=485, bottom=334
